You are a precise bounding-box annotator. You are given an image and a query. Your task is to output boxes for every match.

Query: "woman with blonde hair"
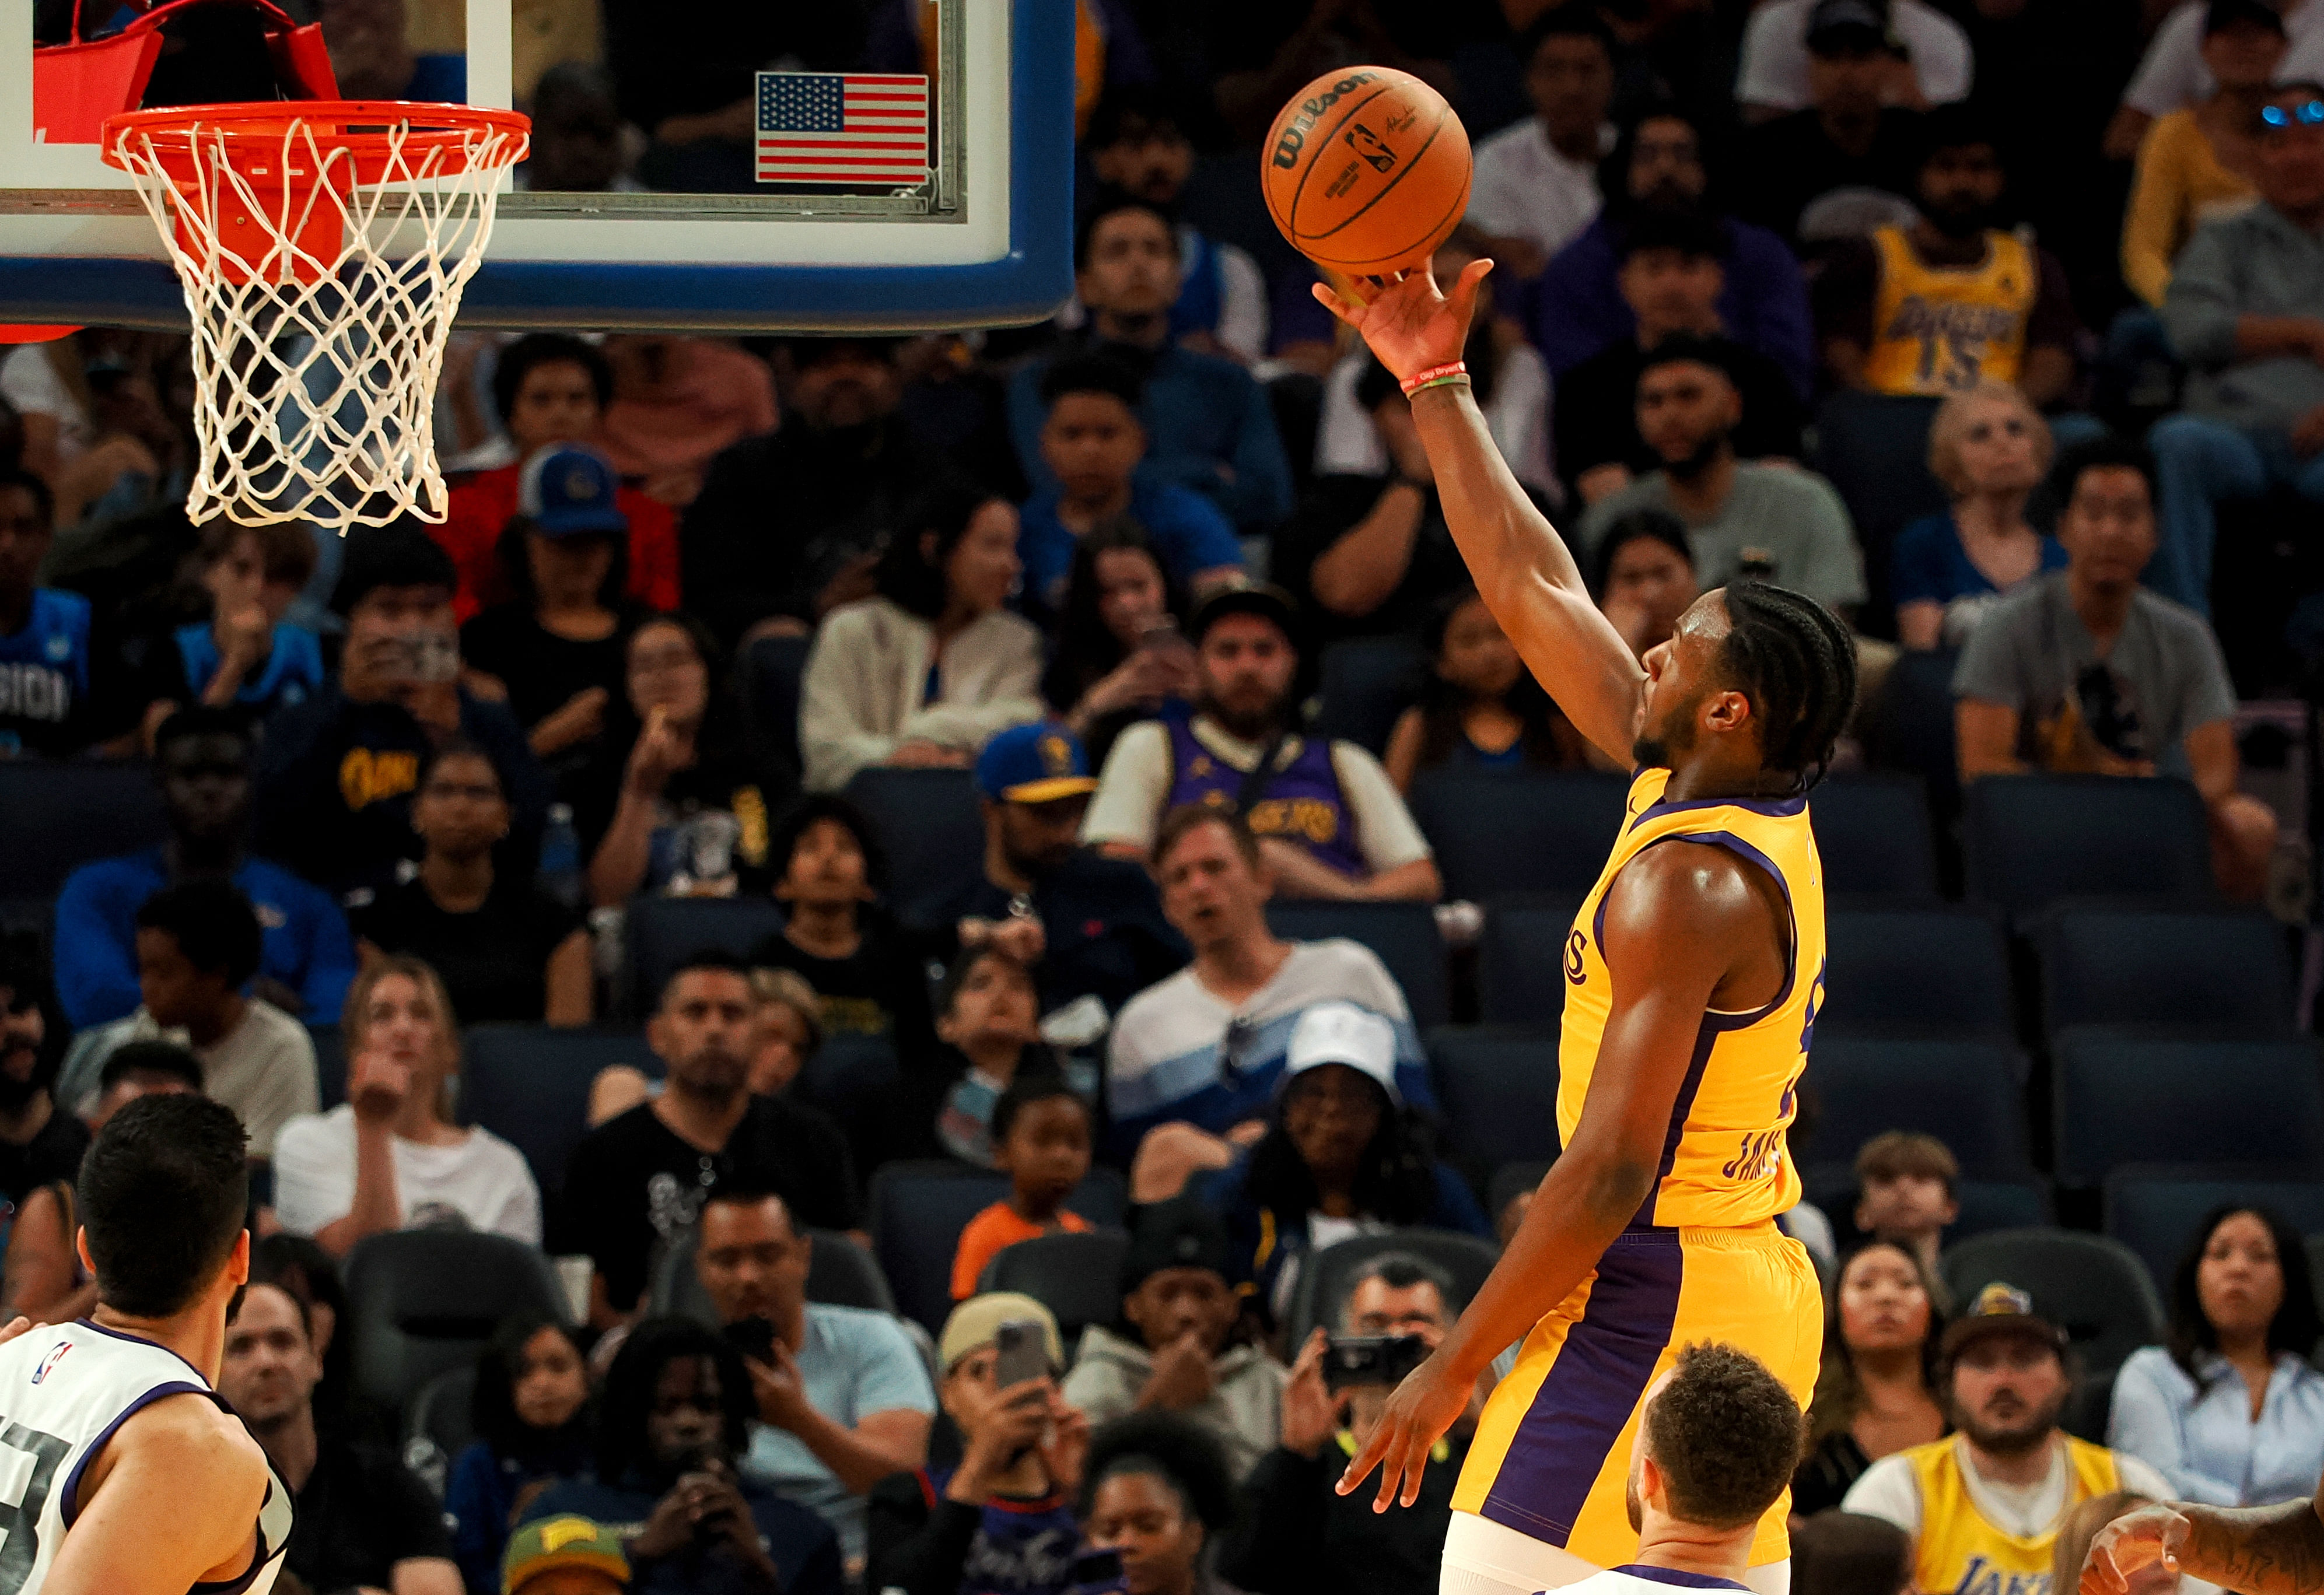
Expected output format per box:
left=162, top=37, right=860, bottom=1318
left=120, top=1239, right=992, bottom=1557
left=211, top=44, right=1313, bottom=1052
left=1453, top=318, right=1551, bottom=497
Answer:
left=271, top=954, right=541, bottom=1255
left=1891, top=381, right=2066, bottom=651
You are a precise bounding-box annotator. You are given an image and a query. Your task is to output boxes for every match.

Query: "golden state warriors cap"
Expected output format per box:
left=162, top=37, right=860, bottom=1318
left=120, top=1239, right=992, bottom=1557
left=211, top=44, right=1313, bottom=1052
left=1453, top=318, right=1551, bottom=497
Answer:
left=975, top=721, right=1098, bottom=804
left=502, top=1515, right=629, bottom=1594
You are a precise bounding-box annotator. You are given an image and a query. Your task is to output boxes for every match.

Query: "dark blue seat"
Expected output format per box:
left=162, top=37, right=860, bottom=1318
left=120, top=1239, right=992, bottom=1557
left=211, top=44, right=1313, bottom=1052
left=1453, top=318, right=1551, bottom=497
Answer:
left=2036, top=907, right=2294, bottom=1036
left=307, top=1023, right=346, bottom=1112
left=1963, top=776, right=2213, bottom=917
left=1267, top=901, right=1450, bottom=1029
left=1862, top=648, right=1962, bottom=818
left=1410, top=769, right=1631, bottom=902
left=1940, top=1228, right=2165, bottom=1380
left=1286, top=1228, right=1502, bottom=1345
left=1478, top=895, right=1583, bottom=1028
left=841, top=767, right=987, bottom=931
left=461, top=1023, right=660, bottom=1201
left=1800, top=1167, right=2052, bottom=1248
left=1810, top=390, right=1945, bottom=618
left=1800, top=1037, right=2035, bottom=1178
left=1425, top=1026, right=1561, bottom=1173
left=741, top=634, right=812, bottom=795
left=869, top=1160, right=1128, bottom=1334
left=1312, top=636, right=1425, bottom=756
left=979, top=1229, right=1133, bottom=1342
left=2104, top=1165, right=2324, bottom=1293
left=0, top=760, right=167, bottom=899
left=1812, top=773, right=1941, bottom=900
left=1819, top=906, right=2014, bottom=1039
left=344, top=1231, right=571, bottom=1419
left=2051, top=1030, right=2324, bottom=1189
left=624, top=896, right=785, bottom=1019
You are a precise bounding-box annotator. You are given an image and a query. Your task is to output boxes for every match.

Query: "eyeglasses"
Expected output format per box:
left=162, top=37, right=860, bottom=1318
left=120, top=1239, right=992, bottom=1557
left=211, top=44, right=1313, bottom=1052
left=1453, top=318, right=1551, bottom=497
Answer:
left=2260, top=98, right=2324, bottom=127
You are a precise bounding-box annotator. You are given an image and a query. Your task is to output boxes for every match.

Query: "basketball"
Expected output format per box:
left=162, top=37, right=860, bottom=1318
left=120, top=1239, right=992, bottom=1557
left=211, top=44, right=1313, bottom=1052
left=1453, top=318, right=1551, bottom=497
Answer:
left=1261, top=67, right=1472, bottom=281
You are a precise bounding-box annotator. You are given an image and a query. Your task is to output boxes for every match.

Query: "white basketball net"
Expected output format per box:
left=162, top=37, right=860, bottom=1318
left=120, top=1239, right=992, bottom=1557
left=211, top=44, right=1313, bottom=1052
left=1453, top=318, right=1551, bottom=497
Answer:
left=107, top=107, right=528, bottom=531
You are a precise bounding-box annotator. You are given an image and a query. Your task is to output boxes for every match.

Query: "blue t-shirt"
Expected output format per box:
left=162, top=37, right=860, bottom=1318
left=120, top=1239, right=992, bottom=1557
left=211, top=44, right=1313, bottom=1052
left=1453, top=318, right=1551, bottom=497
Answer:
left=0, top=588, right=91, bottom=756
left=1891, top=513, right=2069, bottom=608
left=1017, top=477, right=1244, bottom=618
left=174, top=622, right=326, bottom=718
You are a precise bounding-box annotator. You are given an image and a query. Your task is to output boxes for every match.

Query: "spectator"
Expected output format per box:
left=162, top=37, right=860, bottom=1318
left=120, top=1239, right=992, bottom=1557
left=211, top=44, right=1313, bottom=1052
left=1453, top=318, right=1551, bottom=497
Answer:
left=865, top=1293, right=1094, bottom=1595
left=1080, top=1412, right=1238, bottom=1595
left=1737, top=0, right=1972, bottom=120
left=1817, top=106, right=2082, bottom=406
left=138, top=520, right=324, bottom=728
left=1083, top=588, right=1441, bottom=901
left=1041, top=521, right=1200, bottom=767
left=255, top=523, right=552, bottom=902
left=1731, top=3, right=1929, bottom=250
left=1576, top=339, right=1868, bottom=613
left=2152, top=80, right=2324, bottom=611
left=1196, top=1002, right=1489, bottom=1322
left=446, top=1312, right=594, bottom=1595
left=54, top=706, right=356, bottom=1028
left=2122, top=0, right=2286, bottom=310
left=937, top=721, right=1185, bottom=1030
left=2109, top=1205, right=2324, bottom=1506
left=589, top=965, right=822, bottom=1128
left=1062, top=1198, right=1288, bottom=1481
left=798, top=485, right=1043, bottom=793
left=517, top=64, right=636, bottom=192
left=1467, top=7, right=1618, bottom=279
left=930, top=948, right=1078, bottom=1169
left=1594, top=509, right=1702, bottom=660
left=1894, top=383, right=2067, bottom=650
left=0, top=935, right=82, bottom=1208
left=688, top=1186, right=936, bottom=1564
left=2052, top=1492, right=2181, bottom=1595
left=2108, top=0, right=2324, bottom=159
left=0, top=340, right=88, bottom=486
left=499, top=1517, right=631, bottom=1595
left=272, top=955, right=542, bottom=1254
left=596, top=335, right=778, bottom=508
left=249, top=1231, right=355, bottom=1437
left=1105, top=806, right=1429, bottom=1165
left=1954, top=437, right=2280, bottom=899
left=1791, top=1510, right=1915, bottom=1595
left=864, top=0, right=1152, bottom=139
left=318, top=0, right=463, bottom=99
left=54, top=879, right=317, bottom=1158
left=218, top=1279, right=464, bottom=1595
left=0, top=468, right=92, bottom=756
left=949, top=1077, right=1096, bottom=1296
left=1555, top=211, right=1807, bottom=508
left=352, top=740, right=593, bottom=1027
left=1539, top=106, right=1817, bottom=398
left=1008, top=194, right=1294, bottom=535
left=521, top=1316, right=845, bottom=1595
left=562, top=954, right=858, bottom=1323
left=1796, top=1240, right=1950, bottom=1516
left=460, top=446, right=648, bottom=771
left=1384, top=588, right=1590, bottom=792
left=682, top=337, right=964, bottom=644
left=1841, top=1283, right=2173, bottom=1589
left=1852, top=1131, right=1963, bottom=1288
left=1222, top=1253, right=1474, bottom=1595
left=576, top=615, right=773, bottom=906
left=1020, top=353, right=1245, bottom=620
left=433, top=335, right=681, bottom=622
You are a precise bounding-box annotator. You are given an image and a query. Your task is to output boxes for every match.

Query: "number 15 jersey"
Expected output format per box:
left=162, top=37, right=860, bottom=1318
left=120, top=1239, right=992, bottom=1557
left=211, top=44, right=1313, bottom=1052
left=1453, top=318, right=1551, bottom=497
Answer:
left=1557, top=767, right=1825, bottom=1231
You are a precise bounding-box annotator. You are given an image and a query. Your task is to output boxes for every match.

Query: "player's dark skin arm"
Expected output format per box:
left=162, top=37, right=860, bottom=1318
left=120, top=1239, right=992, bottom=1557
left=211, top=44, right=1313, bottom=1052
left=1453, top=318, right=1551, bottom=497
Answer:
left=1339, top=840, right=1787, bottom=1509
left=2084, top=1488, right=2324, bottom=1595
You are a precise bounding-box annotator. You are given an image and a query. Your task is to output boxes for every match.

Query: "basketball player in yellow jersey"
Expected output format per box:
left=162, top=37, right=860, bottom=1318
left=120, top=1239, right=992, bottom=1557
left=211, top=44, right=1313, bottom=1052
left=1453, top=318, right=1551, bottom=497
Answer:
left=1314, top=260, right=1857, bottom=1595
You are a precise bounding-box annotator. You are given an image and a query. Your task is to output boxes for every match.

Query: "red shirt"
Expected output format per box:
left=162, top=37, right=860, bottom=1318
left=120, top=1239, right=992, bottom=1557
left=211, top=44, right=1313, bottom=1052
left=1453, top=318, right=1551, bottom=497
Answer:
left=951, top=1200, right=1093, bottom=1300
left=433, top=461, right=684, bottom=623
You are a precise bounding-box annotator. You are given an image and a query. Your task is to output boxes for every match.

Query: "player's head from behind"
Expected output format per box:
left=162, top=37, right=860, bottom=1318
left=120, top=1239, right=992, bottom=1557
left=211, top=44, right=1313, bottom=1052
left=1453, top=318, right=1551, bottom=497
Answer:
left=1625, top=1342, right=1804, bottom=1539
left=79, top=1093, right=249, bottom=1323
left=135, top=878, right=262, bottom=1033
left=1631, top=580, right=1859, bottom=795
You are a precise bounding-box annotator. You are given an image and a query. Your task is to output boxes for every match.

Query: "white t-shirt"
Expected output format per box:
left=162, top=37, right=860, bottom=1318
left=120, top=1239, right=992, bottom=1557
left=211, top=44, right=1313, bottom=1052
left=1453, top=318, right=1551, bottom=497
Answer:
left=0, top=345, right=93, bottom=467
left=271, top=1104, right=542, bottom=1245
left=1843, top=1436, right=2174, bottom=1540
left=1466, top=118, right=1608, bottom=264
left=59, top=1002, right=318, bottom=1158
left=1315, top=343, right=1556, bottom=497
left=2125, top=0, right=2324, bottom=115
left=1735, top=0, right=1974, bottom=111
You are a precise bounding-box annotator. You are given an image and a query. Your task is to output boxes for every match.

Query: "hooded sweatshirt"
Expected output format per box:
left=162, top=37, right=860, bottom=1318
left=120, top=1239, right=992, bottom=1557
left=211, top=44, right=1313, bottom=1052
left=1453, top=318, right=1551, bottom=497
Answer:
left=1059, top=1324, right=1288, bottom=1481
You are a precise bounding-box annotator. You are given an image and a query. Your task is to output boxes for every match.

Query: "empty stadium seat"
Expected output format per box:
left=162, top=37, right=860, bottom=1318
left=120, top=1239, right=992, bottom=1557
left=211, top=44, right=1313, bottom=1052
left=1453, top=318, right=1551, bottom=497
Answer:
left=1798, top=1169, right=2053, bottom=1250
left=1819, top=907, right=2014, bottom=1039
left=1963, top=776, right=2213, bottom=917
left=307, top=1023, right=346, bottom=1112
left=2036, top=907, right=2294, bottom=1036
left=1809, top=390, right=1945, bottom=618
left=1409, top=769, right=1630, bottom=902
left=1426, top=1026, right=1561, bottom=1173
left=2103, top=1165, right=2324, bottom=1293
left=1478, top=896, right=1583, bottom=1028
left=1940, top=1228, right=2165, bottom=1380
left=842, top=767, right=988, bottom=930
left=2052, top=1031, right=2324, bottom=1189
left=623, top=895, right=784, bottom=1019
left=1312, top=636, right=1426, bottom=756
left=1812, top=774, right=1941, bottom=900
left=461, top=1024, right=661, bottom=1202
left=344, top=1231, right=571, bottom=1419
left=401, top=1364, right=476, bottom=1496
left=0, top=760, right=167, bottom=899
left=978, top=1229, right=1133, bottom=1344
left=1286, top=1229, right=1502, bottom=1346
left=741, top=633, right=813, bottom=796
left=652, top=1225, right=897, bottom=1325
left=1268, top=901, right=1450, bottom=1029
left=1861, top=648, right=1962, bottom=821
left=869, top=1161, right=1128, bottom=1334
left=1799, top=1037, right=2036, bottom=1178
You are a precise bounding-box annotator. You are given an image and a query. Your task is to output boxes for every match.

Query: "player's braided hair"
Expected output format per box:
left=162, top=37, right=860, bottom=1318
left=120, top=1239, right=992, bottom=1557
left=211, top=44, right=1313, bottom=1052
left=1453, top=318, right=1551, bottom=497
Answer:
left=1718, top=580, right=1859, bottom=792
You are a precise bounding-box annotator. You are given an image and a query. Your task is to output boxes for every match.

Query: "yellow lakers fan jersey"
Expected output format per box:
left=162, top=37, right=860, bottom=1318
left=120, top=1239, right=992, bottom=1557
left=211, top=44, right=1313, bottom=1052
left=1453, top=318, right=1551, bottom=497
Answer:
left=1864, top=225, right=2039, bottom=397
left=1558, top=767, right=1824, bottom=1229
left=1904, top=1435, right=2121, bottom=1595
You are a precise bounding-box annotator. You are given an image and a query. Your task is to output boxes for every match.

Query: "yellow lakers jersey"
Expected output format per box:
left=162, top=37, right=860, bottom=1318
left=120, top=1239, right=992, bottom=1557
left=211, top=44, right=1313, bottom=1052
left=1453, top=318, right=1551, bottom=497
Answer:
left=1864, top=225, right=2039, bottom=397
left=1558, top=768, right=1823, bottom=1229
left=1904, top=1435, right=2122, bottom=1595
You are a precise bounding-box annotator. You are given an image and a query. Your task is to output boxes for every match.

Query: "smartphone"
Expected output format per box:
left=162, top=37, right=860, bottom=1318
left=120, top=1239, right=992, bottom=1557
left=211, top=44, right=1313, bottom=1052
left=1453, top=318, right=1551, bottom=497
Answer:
left=1323, top=1333, right=1430, bottom=1392
left=992, top=1318, right=1048, bottom=1390
left=1138, top=618, right=1192, bottom=657
left=723, top=1315, right=777, bottom=1365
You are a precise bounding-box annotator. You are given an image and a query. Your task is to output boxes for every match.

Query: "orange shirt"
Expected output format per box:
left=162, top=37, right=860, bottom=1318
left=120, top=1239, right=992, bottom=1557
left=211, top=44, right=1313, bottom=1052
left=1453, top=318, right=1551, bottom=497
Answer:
left=951, top=1201, right=1093, bottom=1300
left=433, top=461, right=683, bottom=623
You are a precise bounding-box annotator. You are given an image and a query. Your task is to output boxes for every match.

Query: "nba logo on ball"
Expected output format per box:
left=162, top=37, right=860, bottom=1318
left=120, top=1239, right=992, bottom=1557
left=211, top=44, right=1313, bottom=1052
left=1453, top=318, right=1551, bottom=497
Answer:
left=1262, top=67, right=1473, bottom=279
left=30, top=1342, right=68, bottom=1385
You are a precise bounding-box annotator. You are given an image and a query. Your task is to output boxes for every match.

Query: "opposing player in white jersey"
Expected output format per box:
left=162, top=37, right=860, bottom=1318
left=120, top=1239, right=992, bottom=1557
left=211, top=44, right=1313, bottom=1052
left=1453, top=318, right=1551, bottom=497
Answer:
left=0, top=1093, right=290, bottom=1594
left=1562, top=1342, right=1808, bottom=1595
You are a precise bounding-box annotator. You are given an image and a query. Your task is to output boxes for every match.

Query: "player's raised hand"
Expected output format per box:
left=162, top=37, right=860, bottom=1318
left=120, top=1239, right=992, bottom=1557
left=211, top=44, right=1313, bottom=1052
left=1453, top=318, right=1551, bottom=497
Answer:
left=2081, top=1503, right=2190, bottom=1595
left=1311, top=258, right=1494, bottom=382
left=1335, top=1342, right=1472, bottom=1512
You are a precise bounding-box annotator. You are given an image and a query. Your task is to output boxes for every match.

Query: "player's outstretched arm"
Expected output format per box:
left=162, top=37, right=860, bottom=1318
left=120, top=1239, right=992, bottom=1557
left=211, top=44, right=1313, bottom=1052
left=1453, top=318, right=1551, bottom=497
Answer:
left=2084, top=1490, right=2324, bottom=1595
left=1315, top=265, right=1646, bottom=765
left=44, top=1394, right=274, bottom=1595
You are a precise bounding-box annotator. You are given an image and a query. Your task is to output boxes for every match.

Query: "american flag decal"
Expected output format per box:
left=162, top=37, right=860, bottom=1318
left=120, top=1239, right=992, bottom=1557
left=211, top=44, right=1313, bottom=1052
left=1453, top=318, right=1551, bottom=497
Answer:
left=755, top=72, right=930, bottom=185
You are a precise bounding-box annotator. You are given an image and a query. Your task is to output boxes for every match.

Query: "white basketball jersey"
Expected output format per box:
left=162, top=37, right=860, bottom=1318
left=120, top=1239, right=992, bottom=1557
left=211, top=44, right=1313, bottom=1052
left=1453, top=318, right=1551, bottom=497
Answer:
left=0, top=1319, right=291, bottom=1595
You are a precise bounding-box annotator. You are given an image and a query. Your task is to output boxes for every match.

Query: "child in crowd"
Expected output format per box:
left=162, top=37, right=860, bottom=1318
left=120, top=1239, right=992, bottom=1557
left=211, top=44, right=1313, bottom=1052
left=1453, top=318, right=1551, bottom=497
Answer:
left=142, top=520, right=324, bottom=734
left=1382, top=587, right=1588, bottom=792
left=447, top=1310, right=594, bottom=1595
left=1853, top=1130, right=1962, bottom=1291
left=932, top=947, right=1075, bottom=1168
left=950, top=1078, right=1096, bottom=1300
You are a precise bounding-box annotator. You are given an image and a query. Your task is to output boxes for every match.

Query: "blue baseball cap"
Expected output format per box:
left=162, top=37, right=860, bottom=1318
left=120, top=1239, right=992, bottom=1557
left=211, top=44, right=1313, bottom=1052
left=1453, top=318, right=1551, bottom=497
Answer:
left=517, top=444, right=629, bottom=538
left=975, top=722, right=1098, bottom=805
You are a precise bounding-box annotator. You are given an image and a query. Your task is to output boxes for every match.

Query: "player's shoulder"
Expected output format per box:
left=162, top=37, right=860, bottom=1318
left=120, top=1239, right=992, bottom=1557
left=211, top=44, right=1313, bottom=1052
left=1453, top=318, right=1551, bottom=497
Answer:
left=93, top=1384, right=270, bottom=1505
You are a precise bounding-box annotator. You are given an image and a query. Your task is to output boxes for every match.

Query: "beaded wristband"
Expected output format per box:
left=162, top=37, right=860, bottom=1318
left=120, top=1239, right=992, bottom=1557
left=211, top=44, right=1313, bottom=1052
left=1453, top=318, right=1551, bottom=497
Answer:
left=1398, top=360, right=1466, bottom=395
left=1405, top=372, right=1472, bottom=398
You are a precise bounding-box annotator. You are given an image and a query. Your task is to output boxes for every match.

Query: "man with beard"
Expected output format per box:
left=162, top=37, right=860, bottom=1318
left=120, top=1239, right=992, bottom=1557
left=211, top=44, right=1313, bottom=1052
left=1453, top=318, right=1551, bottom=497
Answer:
left=1815, top=104, right=2083, bottom=406
left=1577, top=339, right=1867, bottom=615
left=560, top=954, right=859, bottom=1330
left=0, top=933, right=84, bottom=1208
left=1845, top=1284, right=2170, bottom=1594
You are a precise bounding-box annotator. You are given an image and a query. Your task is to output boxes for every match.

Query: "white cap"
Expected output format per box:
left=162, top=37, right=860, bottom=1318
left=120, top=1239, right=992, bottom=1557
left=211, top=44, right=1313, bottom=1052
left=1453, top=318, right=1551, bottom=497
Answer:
left=1284, top=1001, right=1401, bottom=1105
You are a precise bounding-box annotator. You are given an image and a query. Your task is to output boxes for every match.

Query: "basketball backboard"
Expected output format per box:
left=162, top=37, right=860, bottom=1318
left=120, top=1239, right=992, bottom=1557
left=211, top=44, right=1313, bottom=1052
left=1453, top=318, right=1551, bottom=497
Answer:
left=0, top=0, right=1073, bottom=331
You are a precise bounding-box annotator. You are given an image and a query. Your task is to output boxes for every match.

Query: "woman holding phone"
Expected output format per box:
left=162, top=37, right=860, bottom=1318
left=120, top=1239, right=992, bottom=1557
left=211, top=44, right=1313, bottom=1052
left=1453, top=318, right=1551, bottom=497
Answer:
left=1042, top=520, right=1199, bottom=767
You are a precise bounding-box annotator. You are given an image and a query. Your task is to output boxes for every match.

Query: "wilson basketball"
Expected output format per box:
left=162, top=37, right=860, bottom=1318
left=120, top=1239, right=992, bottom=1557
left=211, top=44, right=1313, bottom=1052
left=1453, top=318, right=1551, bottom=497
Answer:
left=1261, top=67, right=1472, bottom=280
